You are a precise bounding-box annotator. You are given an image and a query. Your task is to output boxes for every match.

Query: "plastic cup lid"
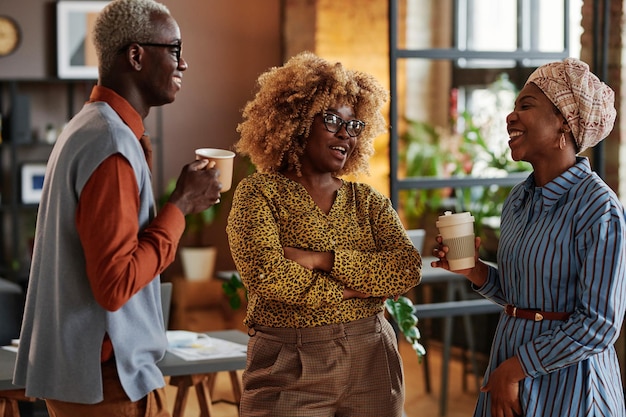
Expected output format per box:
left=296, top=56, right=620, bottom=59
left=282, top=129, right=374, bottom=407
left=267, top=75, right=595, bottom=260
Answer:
left=436, top=211, right=475, bottom=227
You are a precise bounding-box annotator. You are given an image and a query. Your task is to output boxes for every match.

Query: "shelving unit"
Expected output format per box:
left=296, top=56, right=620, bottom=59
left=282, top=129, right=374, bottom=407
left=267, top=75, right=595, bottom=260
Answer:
left=0, top=79, right=91, bottom=283
left=0, top=140, right=53, bottom=282
left=0, top=79, right=163, bottom=285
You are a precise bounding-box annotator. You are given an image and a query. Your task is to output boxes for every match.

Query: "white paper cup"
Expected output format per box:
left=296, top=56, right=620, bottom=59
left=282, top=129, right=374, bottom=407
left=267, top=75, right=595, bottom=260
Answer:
left=436, top=211, right=475, bottom=270
left=195, top=148, right=236, bottom=192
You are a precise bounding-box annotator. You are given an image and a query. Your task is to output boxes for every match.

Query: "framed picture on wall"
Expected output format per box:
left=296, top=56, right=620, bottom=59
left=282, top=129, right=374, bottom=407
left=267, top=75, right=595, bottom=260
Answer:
left=56, top=1, right=109, bottom=79
left=20, top=163, right=47, bottom=204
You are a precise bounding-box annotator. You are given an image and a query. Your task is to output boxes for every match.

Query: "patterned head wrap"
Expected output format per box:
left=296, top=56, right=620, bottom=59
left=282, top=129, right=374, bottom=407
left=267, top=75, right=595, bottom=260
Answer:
left=525, top=58, right=616, bottom=152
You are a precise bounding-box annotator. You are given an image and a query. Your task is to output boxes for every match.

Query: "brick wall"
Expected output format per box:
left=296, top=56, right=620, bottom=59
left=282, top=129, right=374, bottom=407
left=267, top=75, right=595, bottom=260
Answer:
left=283, top=0, right=392, bottom=194
left=580, top=0, right=623, bottom=195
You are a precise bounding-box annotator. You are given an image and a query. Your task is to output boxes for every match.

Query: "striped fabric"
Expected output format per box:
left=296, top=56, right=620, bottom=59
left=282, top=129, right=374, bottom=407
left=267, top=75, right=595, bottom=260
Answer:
left=475, top=157, right=626, bottom=417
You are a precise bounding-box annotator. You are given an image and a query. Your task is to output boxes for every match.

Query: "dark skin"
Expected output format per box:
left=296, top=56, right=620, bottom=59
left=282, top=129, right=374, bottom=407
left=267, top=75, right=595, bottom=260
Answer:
left=99, top=11, right=221, bottom=217
left=431, top=83, right=578, bottom=417
left=281, top=103, right=370, bottom=300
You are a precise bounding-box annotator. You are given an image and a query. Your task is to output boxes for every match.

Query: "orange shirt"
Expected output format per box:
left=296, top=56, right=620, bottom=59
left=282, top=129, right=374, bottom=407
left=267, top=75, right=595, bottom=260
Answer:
left=77, top=86, right=185, bottom=361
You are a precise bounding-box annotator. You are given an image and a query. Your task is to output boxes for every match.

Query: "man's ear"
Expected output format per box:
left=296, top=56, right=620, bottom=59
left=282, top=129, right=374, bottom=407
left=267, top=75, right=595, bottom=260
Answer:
left=126, top=43, right=143, bottom=71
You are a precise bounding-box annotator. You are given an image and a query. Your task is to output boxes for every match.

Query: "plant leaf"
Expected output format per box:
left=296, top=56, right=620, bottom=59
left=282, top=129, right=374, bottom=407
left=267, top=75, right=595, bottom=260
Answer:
left=385, top=297, right=424, bottom=360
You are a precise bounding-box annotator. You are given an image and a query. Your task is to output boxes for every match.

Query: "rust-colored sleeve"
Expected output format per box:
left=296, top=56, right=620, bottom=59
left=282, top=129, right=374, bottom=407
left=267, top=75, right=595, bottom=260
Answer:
left=76, top=154, right=185, bottom=312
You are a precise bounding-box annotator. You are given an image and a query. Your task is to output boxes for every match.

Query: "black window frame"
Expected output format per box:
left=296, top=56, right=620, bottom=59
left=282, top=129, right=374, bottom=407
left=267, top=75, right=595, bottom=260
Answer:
left=388, top=0, right=573, bottom=210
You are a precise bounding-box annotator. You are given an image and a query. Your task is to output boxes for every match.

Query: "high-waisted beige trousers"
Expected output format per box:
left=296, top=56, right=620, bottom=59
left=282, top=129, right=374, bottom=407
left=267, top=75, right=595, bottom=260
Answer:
left=240, top=311, right=405, bottom=417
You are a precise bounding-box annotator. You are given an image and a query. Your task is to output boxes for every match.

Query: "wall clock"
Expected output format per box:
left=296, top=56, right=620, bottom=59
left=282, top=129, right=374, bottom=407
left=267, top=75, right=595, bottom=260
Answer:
left=0, top=15, right=20, bottom=57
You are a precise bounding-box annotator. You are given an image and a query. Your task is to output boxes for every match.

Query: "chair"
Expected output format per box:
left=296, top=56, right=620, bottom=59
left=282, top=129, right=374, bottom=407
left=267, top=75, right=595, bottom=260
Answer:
left=161, top=282, right=173, bottom=329
left=0, top=279, right=24, bottom=347
left=405, top=229, right=499, bottom=414
left=403, top=229, right=438, bottom=391
left=0, top=278, right=31, bottom=417
left=406, top=229, right=426, bottom=253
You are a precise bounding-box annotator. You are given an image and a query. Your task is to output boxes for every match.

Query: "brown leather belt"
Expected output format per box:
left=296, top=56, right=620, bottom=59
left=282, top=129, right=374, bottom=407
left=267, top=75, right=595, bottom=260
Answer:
left=504, top=304, right=572, bottom=322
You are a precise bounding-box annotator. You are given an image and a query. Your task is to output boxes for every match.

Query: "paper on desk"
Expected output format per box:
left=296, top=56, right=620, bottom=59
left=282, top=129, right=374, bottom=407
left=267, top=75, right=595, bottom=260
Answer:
left=1, top=339, right=19, bottom=353
left=1, top=346, right=18, bottom=353
left=167, top=334, right=247, bottom=361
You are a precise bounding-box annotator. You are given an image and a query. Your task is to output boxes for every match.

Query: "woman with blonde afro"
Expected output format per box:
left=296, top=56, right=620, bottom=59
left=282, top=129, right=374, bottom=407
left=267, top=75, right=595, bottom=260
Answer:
left=227, top=52, right=422, bottom=417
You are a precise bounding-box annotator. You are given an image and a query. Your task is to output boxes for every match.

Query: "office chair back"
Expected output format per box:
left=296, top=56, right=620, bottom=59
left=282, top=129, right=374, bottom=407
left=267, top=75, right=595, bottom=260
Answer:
left=406, top=229, right=426, bottom=253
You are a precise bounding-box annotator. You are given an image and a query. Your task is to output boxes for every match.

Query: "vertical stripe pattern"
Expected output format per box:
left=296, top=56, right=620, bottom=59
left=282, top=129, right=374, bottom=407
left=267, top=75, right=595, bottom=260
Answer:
left=474, top=158, right=626, bottom=417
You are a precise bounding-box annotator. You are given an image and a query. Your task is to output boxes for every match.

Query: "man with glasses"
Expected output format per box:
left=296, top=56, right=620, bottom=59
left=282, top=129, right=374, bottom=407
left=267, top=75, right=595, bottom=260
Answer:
left=13, top=1, right=221, bottom=416
left=136, top=42, right=183, bottom=64
left=227, top=52, right=422, bottom=417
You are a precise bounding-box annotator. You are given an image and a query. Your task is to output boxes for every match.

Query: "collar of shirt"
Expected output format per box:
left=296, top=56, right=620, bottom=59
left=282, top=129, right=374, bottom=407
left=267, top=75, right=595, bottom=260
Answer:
left=515, top=157, right=591, bottom=211
left=88, top=85, right=145, bottom=140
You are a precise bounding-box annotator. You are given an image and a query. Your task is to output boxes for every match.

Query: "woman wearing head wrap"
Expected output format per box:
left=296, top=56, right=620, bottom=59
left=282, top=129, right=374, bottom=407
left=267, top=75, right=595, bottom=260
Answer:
left=433, top=58, right=626, bottom=416
left=226, top=52, right=422, bottom=416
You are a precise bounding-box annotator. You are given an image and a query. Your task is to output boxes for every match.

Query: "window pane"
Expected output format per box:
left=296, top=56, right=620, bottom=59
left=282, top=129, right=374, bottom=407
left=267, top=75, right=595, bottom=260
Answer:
left=537, top=0, right=565, bottom=52
left=404, top=0, right=453, bottom=50
left=459, top=0, right=517, bottom=68
left=404, top=58, right=453, bottom=126
left=460, top=77, right=517, bottom=166
left=568, top=0, right=583, bottom=58
left=467, top=0, right=517, bottom=52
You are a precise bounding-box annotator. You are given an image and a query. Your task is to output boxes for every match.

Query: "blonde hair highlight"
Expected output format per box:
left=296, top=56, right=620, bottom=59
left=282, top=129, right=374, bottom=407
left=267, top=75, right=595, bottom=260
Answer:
left=93, top=0, right=170, bottom=74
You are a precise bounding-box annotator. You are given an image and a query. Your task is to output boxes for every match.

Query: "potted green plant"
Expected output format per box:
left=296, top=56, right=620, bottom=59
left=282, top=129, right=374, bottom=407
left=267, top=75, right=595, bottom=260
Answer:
left=222, top=273, right=247, bottom=310
left=160, top=179, right=218, bottom=281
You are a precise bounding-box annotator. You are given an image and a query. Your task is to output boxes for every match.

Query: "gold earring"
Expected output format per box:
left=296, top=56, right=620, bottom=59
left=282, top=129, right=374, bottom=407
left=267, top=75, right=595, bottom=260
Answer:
left=560, top=127, right=571, bottom=150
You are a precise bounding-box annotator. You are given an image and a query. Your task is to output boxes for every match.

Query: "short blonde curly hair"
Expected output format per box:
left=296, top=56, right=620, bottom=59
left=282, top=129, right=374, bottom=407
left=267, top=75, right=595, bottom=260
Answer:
left=93, top=0, right=171, bottom=75
left=236, top=52, right=389, bottom=177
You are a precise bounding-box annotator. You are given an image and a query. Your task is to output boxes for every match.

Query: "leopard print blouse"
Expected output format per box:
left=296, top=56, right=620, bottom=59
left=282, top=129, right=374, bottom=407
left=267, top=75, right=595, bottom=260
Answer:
left=226, top=173, right=422, bottom=328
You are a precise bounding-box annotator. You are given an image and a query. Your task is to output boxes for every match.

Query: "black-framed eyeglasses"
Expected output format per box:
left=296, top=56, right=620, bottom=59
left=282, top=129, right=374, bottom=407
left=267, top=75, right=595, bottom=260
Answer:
left=322, top=113, right=365, bottom=137
left=137, top=42, right=183, bottom=64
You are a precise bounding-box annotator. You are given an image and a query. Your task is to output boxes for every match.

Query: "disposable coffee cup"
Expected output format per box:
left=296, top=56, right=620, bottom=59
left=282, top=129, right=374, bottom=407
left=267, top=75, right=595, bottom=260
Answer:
left=436, top=211, right=475, bottom=270
left=195, top=148, right=236, bottom=192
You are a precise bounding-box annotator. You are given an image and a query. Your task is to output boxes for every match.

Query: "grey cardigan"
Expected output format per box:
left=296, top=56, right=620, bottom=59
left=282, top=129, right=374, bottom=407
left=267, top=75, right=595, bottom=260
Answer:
left=13, top=102, right=167, bottom=403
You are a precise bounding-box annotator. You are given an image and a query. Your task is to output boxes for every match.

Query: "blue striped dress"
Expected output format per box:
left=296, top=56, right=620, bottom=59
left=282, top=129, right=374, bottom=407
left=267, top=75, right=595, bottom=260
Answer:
left=474, top=157, right=626, bottom=417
